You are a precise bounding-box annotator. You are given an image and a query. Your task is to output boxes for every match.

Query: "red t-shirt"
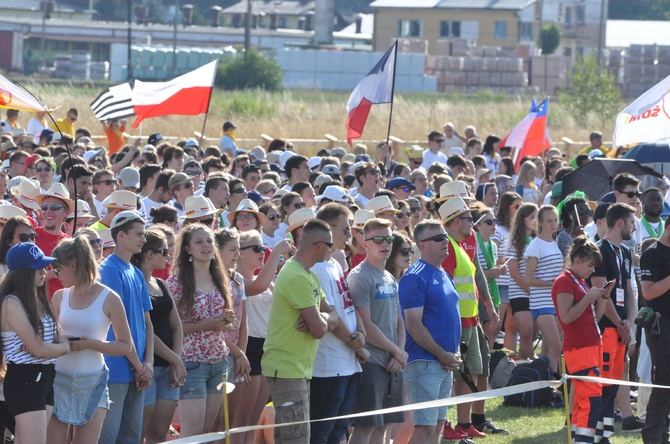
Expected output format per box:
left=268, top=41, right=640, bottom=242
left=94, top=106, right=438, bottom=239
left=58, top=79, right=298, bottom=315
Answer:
left=442, top=232, right=479, bottom=327
left=35, top=226, right=69, bottom=298
left=552, top=271, right=602, bottom=350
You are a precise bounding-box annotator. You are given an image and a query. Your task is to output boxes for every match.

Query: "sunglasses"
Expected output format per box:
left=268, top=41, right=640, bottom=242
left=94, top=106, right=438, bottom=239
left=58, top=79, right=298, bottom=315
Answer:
left=504, top=185, right=515, bottom=191
left=433, top=139, right=445, bottom=143
left=87, top=238, right=103, bottom=247
left=16, top=233, right=38, bottom=242
left=621, top=191, right=642, bottom=198
left=293, top=202, right=306, bottom=209
left=458, top=216, right=474, bottom=222
left=367, top=169, right=380, bottom=176
left=410, top=206, right=421, bottom=213
left=400, top=187, right=412, bottom=193
left=198, top=218, right=214, bottom=226
left=418, top=233, right=449, bottom=243
left=400, top=247, right=415, bottom=257
left=95, top=179, right=117, bottom=186
left=182, top=182, right=194, bottom=189
left=399, top=211, right=411, bottom=218
left=41, top=204, right=64, bottom=212
left=240, top=244, right=267, bottom=254
left=366, top=235, right=395, bottom=245
left=264, top=188, right=278, bottom=195
left=185, top=170, right=202, bottom=177
left=313, top=241, right=334, bottom=248
left=480, top=218, right=498, bottom=226
left=409, top=159, right=422, bottom=164
left=231, top=188, right=247, bottom=194
left=152, top=248, right=169, bottom=257
left=53, top=267, right=61, bottom=277
left=267, top=214, right=280, bottom=221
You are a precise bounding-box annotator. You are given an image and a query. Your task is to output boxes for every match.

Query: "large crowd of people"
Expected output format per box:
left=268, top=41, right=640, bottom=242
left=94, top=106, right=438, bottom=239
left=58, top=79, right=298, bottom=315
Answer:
left=0, top=107, right=669, bottom=444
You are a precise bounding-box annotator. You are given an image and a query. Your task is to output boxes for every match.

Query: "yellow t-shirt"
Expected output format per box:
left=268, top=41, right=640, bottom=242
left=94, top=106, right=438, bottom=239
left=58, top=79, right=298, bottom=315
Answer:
left=261, top=258, right=325, bottom=379
left=50, top=118, right=75, bottom=138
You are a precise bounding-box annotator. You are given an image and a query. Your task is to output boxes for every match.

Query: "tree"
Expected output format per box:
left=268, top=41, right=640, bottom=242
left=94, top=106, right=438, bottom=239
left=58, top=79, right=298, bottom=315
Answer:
left=539, top=22, right=561, bottom=55
left=558, top=53, right=622, bottom=122
left=216, top=49, right=283, bottom=91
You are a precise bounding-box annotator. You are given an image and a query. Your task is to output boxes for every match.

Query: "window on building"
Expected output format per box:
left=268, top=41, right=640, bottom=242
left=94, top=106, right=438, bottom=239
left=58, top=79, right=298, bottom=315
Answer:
left=576, top=47, right=584, bottom=57
left=494, top=21, right=507, bottom=40
left=278, top=17, right=287, bottom=28
left=398, top=19, right=422, bottom=37
left=440, top=21, right=461, bottom=38
left=563, top=47, right=572, bottom=57
left=576, top=5, right=585, bottom=25
left=520, top=22, right=533, bottom=41
left=565, top=6, right=573, bottom=27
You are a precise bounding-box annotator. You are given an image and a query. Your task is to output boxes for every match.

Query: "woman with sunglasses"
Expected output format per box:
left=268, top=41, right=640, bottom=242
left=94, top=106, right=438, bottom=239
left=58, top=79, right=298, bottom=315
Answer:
left=385, top=232, right=414, bottom=283
left=472, top=204, right=506, bottom=348
left=34, top=158, right=56, bottom=193
left=167, top=224, right=235, bottom=438
left=395, top=201, right=412, bottom=239
left=0, top=217, right=37, bottom=280
left=507, top=203, right=538, bottom=359
left=49, top=238, right=133, bottom=444
left=74, top=228, right=105, bottom=262
left=524, top=205, right=564, bottom=374
left=0, top=243, right=71, bottom=444
left=492, top=192, right=522, bottom=351
left=151, top=224, right=176, bottom=281
left=214, top=228, right=252, bottom=443
left=259, top=204, right=281, bottom=248
left=274, top=192, right=305, bottom=241
left=132, top=228, right=186, bottom=444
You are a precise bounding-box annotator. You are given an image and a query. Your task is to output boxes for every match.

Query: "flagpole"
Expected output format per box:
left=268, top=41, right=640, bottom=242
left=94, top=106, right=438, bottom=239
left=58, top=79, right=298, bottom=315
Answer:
left=385, top=40, right=398, bottom=145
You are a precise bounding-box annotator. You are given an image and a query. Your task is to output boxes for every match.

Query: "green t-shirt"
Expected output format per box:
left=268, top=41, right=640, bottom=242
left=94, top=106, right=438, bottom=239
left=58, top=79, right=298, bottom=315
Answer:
left=261, top=258, right=325, bottom=379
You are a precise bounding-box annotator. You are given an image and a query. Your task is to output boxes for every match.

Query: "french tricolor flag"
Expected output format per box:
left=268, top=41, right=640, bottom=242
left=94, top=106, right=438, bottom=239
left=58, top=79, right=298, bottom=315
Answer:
left=345, top=42, right=397, bottom=146
left=499, top=98, right=553, bottom=168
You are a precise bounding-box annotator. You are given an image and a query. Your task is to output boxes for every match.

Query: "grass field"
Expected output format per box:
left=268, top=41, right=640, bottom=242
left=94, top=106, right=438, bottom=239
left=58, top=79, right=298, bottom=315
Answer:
left=18, top=82, right=622, bottom=156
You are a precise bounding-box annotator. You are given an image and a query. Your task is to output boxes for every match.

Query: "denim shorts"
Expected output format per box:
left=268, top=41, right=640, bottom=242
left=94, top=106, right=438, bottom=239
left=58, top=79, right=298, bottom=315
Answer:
left=531, top=307, right=556, bottom=319
left=404, top=360, right=454, bottom=426
left=180, top=359, right=228, bottom=400
left=53, top=367, right=109, bottom=425
left=499, top=285, right=509, bottom=304
left=144, top=366, right=179, bottom=406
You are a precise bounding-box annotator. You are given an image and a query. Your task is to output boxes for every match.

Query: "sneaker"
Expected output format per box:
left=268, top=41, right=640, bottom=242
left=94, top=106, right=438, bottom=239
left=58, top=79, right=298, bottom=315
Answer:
left=614, top=409, right=622, bottom=422
left=443, top=422, right=468, bottom=441
left=459, top=440, right=477, bottom=444
left=621, top=416, right=645, bottom=432
left=455, top=423, right=487, bottom=438
left=475, top=418, right=510, bottom=435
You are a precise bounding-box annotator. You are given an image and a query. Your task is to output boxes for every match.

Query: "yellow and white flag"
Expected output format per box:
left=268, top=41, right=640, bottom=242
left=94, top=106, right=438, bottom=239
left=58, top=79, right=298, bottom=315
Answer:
left=0, top=74, right=52, bottom=113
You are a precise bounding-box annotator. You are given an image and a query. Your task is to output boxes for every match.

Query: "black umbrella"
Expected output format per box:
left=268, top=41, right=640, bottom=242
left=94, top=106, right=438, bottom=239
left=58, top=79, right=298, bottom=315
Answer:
left=560, top=158, right=660, bottom=201
left=623, top=140, right=670, bottom=174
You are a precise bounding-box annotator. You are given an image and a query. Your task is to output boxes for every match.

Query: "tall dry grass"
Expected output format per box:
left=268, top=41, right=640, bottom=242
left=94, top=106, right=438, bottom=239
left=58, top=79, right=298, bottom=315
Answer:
left=21, top=82, right=618, bottom=156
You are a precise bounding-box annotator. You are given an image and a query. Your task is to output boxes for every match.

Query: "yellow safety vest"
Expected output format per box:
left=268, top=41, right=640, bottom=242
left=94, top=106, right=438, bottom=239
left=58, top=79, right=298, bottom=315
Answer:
left=449, top=237, right=478, bottom=318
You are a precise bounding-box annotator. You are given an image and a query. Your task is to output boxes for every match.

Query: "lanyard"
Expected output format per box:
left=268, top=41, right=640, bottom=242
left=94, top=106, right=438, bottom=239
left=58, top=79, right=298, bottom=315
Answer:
left=604, top=239, right=623, bottom=289
left=641, top=215, right=664, bottom=238
left=565, top=269, right=601, bottom=336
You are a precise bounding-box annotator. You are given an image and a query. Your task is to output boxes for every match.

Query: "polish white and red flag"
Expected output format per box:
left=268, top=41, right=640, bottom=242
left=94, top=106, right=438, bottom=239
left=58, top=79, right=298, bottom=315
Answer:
left=345, top=42, right=397, bottom=146
left=132, top=60, right=218, bottom=128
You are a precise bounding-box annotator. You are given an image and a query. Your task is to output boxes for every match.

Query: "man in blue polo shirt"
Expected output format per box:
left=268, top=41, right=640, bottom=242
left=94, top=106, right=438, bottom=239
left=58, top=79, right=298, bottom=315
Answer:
left=399, top=220, right=462, bottom=443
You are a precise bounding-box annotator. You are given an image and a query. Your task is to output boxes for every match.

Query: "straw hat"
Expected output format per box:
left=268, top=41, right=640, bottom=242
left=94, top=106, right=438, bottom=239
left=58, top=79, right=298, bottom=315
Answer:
left=11, top=178, right=41, bottom=210
left=103, top=190, right=138, bottom=211
left=66, top=199, right=95, bottom=220
left=352, top=209, right=375, bottom=230
left=365, top=196, right=401, bottom=216
left=438, top=196, right=470, bottom=223
left=36, top=183, right=75, bottom=213
left=227, top=198, right=267, bottom=226
left=0, top=205, right=26, bottom=221
left=184, top=196, right=219, bottom=220
left=437, top=181, right=473, bottom=204
left=287, top=207, right=317, bottom=234
left=405, top=145, right=424, bottom=160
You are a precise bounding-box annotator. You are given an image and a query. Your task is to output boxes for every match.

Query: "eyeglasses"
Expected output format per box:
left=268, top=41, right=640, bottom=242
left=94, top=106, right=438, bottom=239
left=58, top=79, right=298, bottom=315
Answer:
left=400, top=247, right=415, bottom=257
left=231, top=188, right=247, bottom=194
left=41, top=203, right=64, bottom=212
left=267, top=214, right=280, bottom=221
left=16, top=233, right=38, bottom=243
left=479, top=218, right=498, bottom=226
left=410, top=206, right=421, bottom=213
left=418, top=233, right=449, bottom=243
left=621, top=191, right=642, bottom=198
left=240, top=244, right=267, bottom=254
left=292, top=202, right=306, bottom=209
left=94, top=179, right=117, bottom=186
left=366, top=235, right=395, bottom=245
left=511, top=203, right=522, bottom=210
left=185, top=170, right=202, bottom=177
left=88, top=238, right=103, bottom=247
left=36, top=166, right=53, bottom=173
left=235, top=213, right=256, bottom=221
left=152, top=248, right=169, bottom=257
left=313, top=241, right=334, bottom=248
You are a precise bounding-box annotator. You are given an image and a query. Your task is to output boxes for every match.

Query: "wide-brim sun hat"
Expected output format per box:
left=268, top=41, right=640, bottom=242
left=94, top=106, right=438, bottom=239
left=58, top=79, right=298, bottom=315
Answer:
left=35, top=183, right=75, bottom=214
left=287, top=207, right=317, bottom=233
left=438, top=196, right=470, bottom=223
left=437, top=181, right=473, bottom=204
left=184, top=195, right=220, bottom=220
left=227, top=198, right=267, bottom=226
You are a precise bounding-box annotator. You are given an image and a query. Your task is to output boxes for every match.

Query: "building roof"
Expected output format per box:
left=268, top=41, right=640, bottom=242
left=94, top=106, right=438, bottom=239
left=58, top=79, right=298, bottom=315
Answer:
left=0, top=0, right=91, bottom=13
left=339, top=13, right=373, bottom=36
left=371, top=0, right=534, bottom=9
left=222, top=0, right=315, bottom=15
left=606, top=20, right=670, bottom=48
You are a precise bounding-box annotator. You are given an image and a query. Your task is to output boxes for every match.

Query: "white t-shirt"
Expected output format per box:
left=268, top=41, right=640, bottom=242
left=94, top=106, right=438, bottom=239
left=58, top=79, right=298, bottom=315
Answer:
left=524, top=237, right=564, bottom=311
left=247, top=287, right=273, bottom=338
left=421, top=149, right=448, bottom=169
left=506, top=242, right=528, bottom=301
left=141, top=196, right=164, bottom=225
left=311, top=259, right=361, bottom=377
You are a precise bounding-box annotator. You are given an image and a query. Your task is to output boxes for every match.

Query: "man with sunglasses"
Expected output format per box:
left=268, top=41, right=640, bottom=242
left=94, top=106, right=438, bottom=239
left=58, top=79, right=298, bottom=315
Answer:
left=348, top=218, right=406, bottom=444
left=387, top=177, right=416, bottom=202
left=262, top=219, right=339, bottom=444
left=421, top=131, right=448, bottom=170
left=399, top=220, right=462, bottom=443
left=309, top=203, right=369, bottom=444
left=440, top=196, right=504, bottom=439
left=93, top=169, right=118, bottom=219
left=353, top=163, right=381, bottom=208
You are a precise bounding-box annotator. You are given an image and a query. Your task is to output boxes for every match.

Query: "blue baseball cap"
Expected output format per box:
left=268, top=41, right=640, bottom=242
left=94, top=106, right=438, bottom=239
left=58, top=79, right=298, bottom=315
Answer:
left=247, top=190, right=269, bottom=204
left=386, top=177, right=416, bottom=191
left=148, top=133, right=163, bottom=146
left=39, top=128, right=55, bottom=142
left=7, top=243, right=56, bottom=270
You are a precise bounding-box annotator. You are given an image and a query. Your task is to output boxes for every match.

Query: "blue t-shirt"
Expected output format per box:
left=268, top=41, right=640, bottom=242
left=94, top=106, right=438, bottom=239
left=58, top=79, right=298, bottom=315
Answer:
left=399, top=259, right=461, bottom=363
left=100, top=254, right=153, bottom=384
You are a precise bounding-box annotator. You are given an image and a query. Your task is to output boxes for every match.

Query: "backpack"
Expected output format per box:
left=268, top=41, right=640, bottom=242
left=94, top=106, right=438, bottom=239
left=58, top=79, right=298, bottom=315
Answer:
left=503, top=356, right=554, bottom=407
left=489, top=350, right=520, bottom=389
